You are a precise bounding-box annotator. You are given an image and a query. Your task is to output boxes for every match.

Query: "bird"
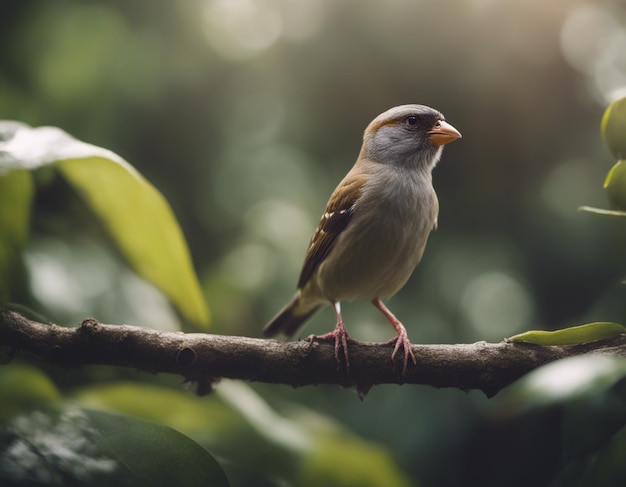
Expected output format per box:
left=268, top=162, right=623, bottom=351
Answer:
left=263, top=104, right=461, bottom=376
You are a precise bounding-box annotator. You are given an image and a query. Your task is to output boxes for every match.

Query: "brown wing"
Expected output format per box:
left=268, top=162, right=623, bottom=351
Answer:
left=297, top=174, right=366, bottom=289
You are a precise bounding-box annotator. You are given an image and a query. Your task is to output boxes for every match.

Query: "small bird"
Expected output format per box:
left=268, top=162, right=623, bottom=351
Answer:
left=263, top=104, right=461, bottom=375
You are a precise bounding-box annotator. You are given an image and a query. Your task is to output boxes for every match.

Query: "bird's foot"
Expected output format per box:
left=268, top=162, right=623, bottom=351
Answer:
left=386, top=328, right=417, bottom=377
left=372, top=299, right=416, bottom=377
left=308, top=320, right=352, bottom=372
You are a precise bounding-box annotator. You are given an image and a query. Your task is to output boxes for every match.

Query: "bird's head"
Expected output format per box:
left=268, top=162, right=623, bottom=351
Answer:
left=360, top=104, right=461, bottom=170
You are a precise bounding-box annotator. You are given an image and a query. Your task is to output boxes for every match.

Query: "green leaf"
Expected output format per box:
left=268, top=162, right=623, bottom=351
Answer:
left=0, top=405, right=230, bottom=487
left=74, top=381, right=413, bottom=486
left=601, top=96, right=626, bottom=160
left=301, top=434, right=411, bottom=487
left=73, top=382, right=238, bottom=439
left=75, top=381, right=303, bottom=481
left=216, top=381, right=412, bottom=486
left=603, top=160, right=626, bottom=211
left=0, top=363, right=60, bottom=421
left=507, top=322, right=625, bottom=346
left=0, top=121, right=209, bottom=328
left=0, top=169, right=33, bottom=303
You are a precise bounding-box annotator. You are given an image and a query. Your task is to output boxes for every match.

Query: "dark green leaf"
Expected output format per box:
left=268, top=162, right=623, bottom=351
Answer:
left=74, top=381, right=412, bottom=486
left=0, top=405, right=229, bottom=487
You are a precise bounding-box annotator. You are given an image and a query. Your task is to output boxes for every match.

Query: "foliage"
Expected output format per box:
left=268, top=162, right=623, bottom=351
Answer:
left=0, top=365, right=411, bottom=486
left=0, top=370, right=229, bottom=486
left=602, top=96, right=626, bottom=161
left=449, top=355, right=626, bottom=487
left=0, top=169, right=32, bottom=304
left=1, top=1, right=626, bottom=485
left=0, top=122, right=208, bottom=328
left=582, top=96, right=626, bottom=215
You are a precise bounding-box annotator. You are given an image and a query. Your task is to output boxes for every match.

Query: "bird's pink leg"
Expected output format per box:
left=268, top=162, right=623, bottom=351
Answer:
left=372, top=298, right=416, bottom=376
left=308, top=302, right=351, bottom=372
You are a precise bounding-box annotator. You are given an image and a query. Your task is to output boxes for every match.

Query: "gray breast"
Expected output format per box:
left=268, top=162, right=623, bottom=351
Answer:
left=317, top=167, right=438, bottom=301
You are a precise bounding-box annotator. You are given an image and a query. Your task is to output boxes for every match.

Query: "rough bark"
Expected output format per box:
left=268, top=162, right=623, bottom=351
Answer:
left=2, top=309, right=625, bottom=397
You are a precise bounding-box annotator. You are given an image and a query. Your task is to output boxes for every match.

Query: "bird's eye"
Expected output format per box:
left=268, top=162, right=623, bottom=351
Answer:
left=405, top=116, right=419, bottom=127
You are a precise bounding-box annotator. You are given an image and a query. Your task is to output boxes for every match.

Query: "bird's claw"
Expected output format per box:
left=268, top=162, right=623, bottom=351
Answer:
left=387, top=331, right=416, bottom=377
left=308, top=322, right=352, bottom=372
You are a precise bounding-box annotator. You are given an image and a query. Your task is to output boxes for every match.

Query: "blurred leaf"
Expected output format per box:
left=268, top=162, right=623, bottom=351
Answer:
left=300, top=434, right=412, bottom=487
left=0, top=121, right=209, bottom=328
left=74, top=381, right=412, bottom=486
left=0, top=405, right=229, bottom=487
left=579, top=205, right=626, bottom=217
left=507, top=322, right=625, bottom=346
left=0, top=363, right=60, bottom=421
left=0, top=169, right=33, bottom=303
left=499, top=354, right=626, bottom=409
left=601, top=96, right=626, bottom=160
left=74, top=381, right=292, bottom=483
left=603, top=160, right=626, bottom=211
left=217, top=381, right=412, bottom=487
left=565, top=426, right=626, bottom=487
left=454, top=356, right=626, bottom=487
left=73, top=382, right=237, bottom=439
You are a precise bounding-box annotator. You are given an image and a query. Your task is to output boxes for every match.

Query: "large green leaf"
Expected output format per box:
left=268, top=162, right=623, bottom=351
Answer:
left=73, top=382, right=238, bottom=439
left=0, top=405, right=229, bottom=487
left=74, top=381, right=293, bottom=484
left=0, top=168, right=33, bottom=303
left=0, top=121, right=209, bottom=327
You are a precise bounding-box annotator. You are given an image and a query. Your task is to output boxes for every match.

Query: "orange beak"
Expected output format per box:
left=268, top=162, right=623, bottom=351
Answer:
left=429, top=120, right=462, bottom=147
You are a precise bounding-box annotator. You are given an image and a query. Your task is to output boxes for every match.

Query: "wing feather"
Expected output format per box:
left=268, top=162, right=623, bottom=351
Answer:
left=297, top=174, right=366, bottom=289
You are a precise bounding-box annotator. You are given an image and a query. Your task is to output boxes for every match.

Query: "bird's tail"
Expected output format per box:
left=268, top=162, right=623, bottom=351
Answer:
left=263, top=294, right=321, bottom=338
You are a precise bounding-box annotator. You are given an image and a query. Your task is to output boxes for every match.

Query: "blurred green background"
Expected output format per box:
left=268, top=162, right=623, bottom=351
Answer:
left=2, top=0, right=626, bottom=485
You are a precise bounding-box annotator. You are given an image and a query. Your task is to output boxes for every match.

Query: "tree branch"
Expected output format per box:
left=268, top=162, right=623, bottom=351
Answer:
left=2, top=309, right=625, bottom=397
